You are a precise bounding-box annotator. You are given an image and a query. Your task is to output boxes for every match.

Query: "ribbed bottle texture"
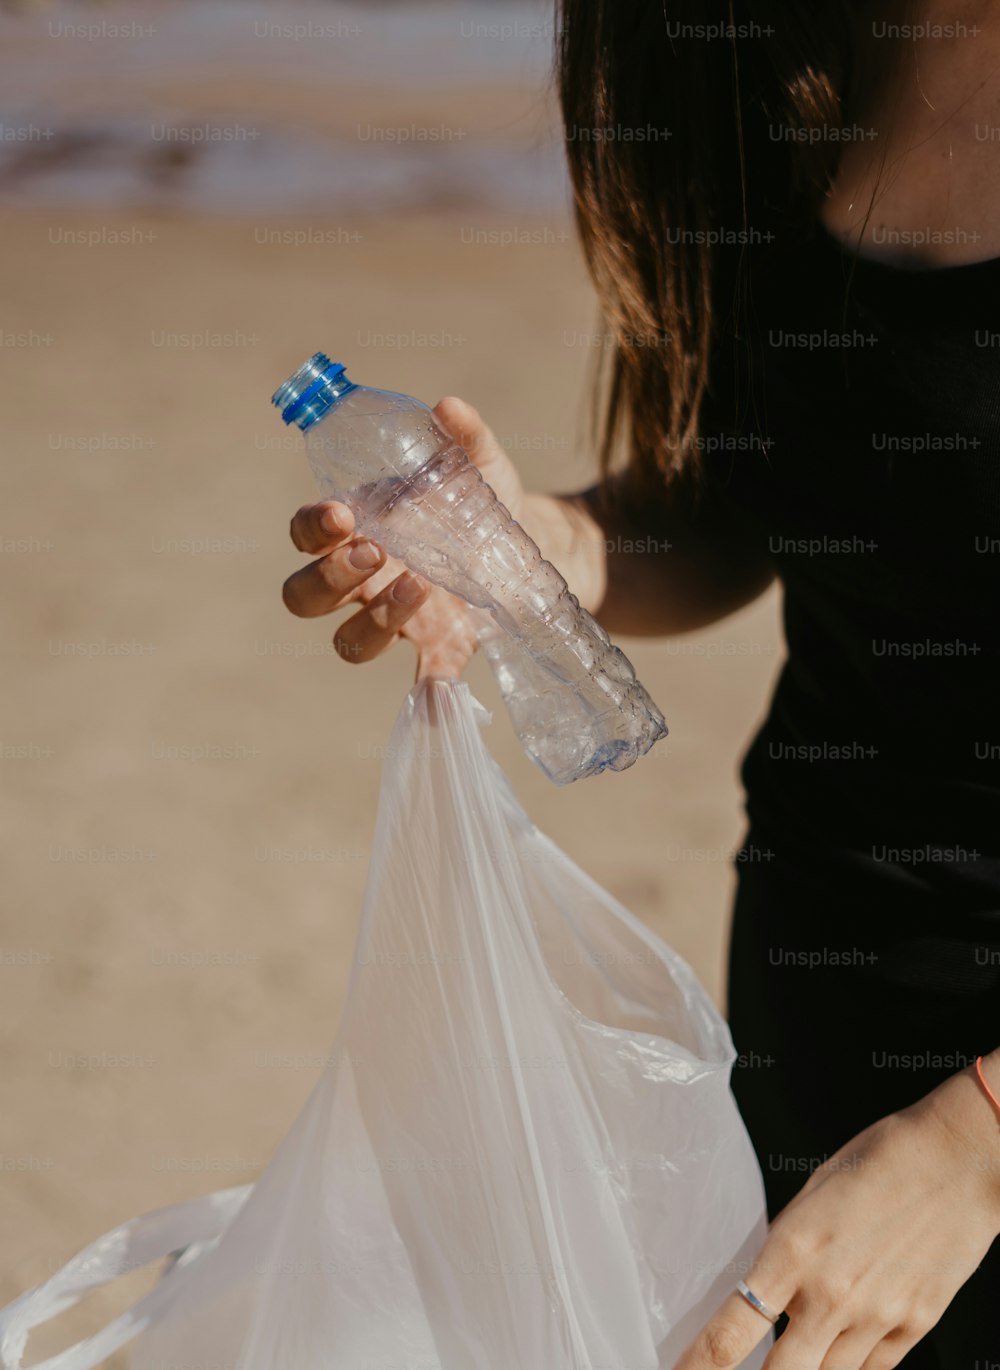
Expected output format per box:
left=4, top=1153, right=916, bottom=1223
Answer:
left=273, top=359, right=667, bottom=782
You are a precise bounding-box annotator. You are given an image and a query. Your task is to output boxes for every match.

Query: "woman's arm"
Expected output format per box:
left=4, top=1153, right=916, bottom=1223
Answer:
left=523, top=470, right=776, bottom=636
left=282, top=398, right=775, bottom=673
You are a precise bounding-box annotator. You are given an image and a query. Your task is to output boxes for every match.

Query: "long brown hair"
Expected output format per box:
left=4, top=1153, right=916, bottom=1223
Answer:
left=556, top=1, right=868, bottom=488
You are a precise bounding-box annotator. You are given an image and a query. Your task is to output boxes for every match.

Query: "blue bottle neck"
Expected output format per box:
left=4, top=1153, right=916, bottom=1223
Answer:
left=272, top=353, right=357, bottom=431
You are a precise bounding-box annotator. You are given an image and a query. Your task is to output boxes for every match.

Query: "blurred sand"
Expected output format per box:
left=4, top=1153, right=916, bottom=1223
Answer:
left=0, top=207, right=781, bottom=1349
left=0, top=0, right=568, bottom=218
left=0, top=2, right=781, bottom=1353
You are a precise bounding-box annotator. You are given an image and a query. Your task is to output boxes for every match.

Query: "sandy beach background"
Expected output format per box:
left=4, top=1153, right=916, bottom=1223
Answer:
left=0, top=0, right=782, bottom=1355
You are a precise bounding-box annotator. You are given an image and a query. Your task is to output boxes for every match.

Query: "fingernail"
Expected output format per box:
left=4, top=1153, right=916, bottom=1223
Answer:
left=320, top=506, right=342, bottom=534
left=349, top=540, right=381, bottom=570
left=392, top=573, right=426, bottom=605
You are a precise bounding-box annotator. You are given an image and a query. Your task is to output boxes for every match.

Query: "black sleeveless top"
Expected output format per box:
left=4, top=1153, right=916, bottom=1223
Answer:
left=701, top=224, right=1000, bottom=908
left=706, top=230, right=1000, bottom=1359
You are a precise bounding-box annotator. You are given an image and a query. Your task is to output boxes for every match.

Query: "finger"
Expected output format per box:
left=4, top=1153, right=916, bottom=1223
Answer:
left=675, top=1250, right=803, bottom=1370
left=673, top=1290, right=779, bottom=1370
left=764, top=1276, right=874, bottom=1370
left=413, top=610, right=480, bottom=680
left=858, top=1322, right=932, bottom=1370
left=817, top=1325, right=891, bottom=1370
left=333, top=571, right=430, bottom=664
left=282, top=538, right=386, bottom=618
left=433, top=396, right=494, bottom=468
left=761, top=1311, right=843, bottom=1370
left=432, top=395, right=522, bottom=520
left=289, top=500, right=355, bottom=555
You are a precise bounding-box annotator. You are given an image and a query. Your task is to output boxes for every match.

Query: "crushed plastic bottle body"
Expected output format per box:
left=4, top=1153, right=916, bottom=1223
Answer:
left=273, top=354, right=667, bottom=783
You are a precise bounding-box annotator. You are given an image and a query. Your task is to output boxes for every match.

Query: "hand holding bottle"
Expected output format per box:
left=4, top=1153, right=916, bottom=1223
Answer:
left=282, top=396, right=524, bottom=679
left=275, top=355, right=666, bottom=781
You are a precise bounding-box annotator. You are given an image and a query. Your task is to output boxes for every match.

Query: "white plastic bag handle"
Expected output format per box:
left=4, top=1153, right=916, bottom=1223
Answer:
left=0, top=1185, right=250, bottom=1370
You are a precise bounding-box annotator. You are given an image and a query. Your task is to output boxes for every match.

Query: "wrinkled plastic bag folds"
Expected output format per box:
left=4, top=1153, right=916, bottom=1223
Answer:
left=1, top=679, right=769, bottom=1370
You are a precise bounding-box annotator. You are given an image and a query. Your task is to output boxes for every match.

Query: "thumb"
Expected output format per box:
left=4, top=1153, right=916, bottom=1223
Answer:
left=433, top=396, right=497, bottom=468
left=432, top=395, right=523, bottom=520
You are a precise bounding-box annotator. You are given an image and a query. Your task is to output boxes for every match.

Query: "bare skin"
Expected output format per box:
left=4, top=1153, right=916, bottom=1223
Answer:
left=823, top=0, right=1000, bottom=265
left=282, top=4, right=1000, bottom=1365
left=282, top=398, right=774, bottom=676
left=677, top=1056, right=1000, bottom=1370
left=282, top=398, right=519, bottom=679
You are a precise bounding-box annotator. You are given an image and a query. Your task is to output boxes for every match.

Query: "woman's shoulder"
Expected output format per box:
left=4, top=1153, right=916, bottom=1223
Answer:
left=822, top=8, right=1000, bottom=269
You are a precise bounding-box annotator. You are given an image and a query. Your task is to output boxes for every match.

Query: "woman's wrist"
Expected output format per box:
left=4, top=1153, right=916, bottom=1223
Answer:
left=916, top=1049, right=1000, bottom=1232
left=520, top=489, right=608, bottom=617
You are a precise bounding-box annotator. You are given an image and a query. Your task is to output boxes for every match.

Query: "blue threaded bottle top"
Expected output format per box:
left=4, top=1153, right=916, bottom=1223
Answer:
left=272, top=353, right=355, bottom=431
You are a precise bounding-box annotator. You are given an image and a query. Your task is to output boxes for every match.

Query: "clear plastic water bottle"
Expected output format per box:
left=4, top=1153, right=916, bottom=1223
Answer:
left=272, top=354, right=667, bottom=783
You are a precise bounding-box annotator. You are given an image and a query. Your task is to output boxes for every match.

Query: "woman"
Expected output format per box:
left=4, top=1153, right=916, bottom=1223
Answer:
left=282, top=4, right=1000, bottom=1367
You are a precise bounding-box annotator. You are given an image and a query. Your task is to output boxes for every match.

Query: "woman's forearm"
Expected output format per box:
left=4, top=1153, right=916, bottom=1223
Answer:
left=523, top=474, right=776, bottom=636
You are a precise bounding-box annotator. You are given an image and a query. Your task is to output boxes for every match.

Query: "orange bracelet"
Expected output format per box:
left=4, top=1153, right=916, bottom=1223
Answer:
left=975, top=1055, right=1000, bottom=1114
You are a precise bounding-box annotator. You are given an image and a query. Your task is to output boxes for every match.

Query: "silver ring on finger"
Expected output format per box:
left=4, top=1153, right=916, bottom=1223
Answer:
left=736, top=1280, right=783, bottom=1324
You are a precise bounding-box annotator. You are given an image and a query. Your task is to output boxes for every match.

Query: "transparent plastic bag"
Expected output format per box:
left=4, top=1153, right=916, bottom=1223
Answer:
left=1, top=679, right=769, bottom=1370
